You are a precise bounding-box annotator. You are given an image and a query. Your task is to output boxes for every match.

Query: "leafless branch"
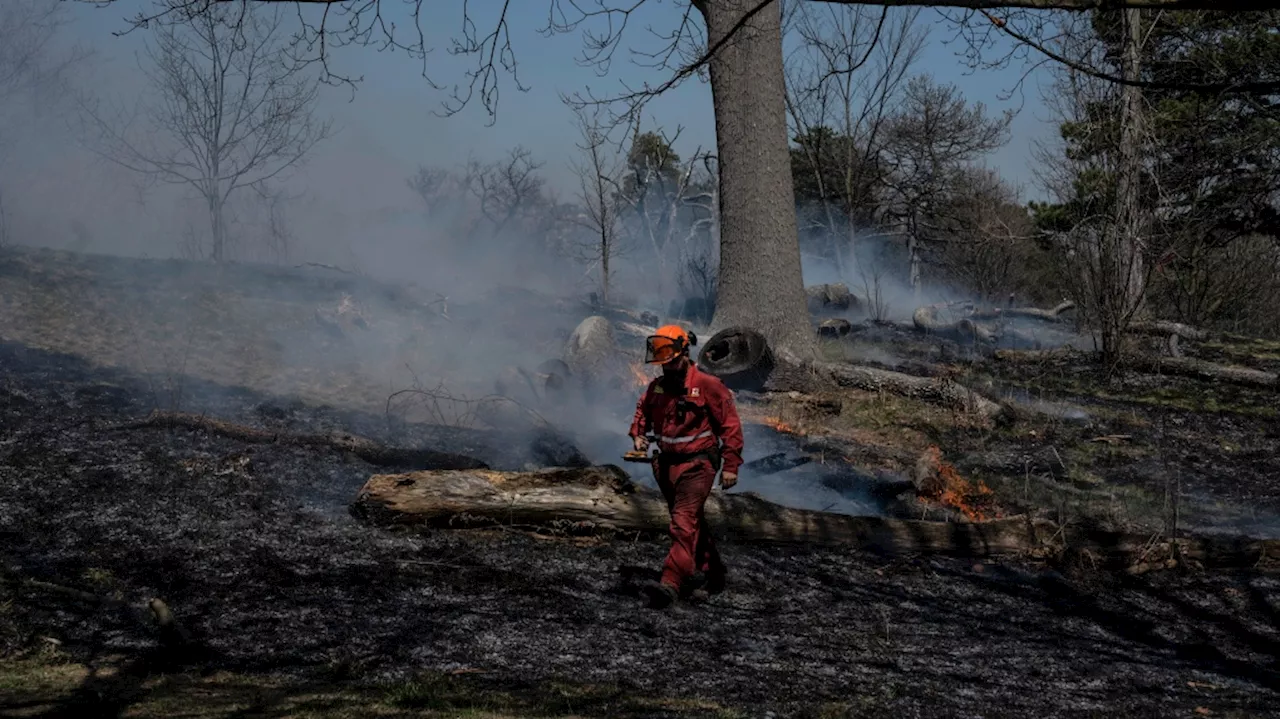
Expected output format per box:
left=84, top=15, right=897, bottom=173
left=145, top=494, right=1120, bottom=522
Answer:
left=76, top=1, right=332, bottom=260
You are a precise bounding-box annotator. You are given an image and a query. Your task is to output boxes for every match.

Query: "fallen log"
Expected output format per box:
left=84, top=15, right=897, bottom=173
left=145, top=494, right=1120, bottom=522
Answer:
left=112, top=410, right=488, bottom=470
left=1129, top=320, right=1208, bottom=342
left=814, top=357, right=1006, bottom=418
left=698, top=327, right=1007, bottom=419
left=970, top=300, right=1076, bottom=324
left=351, top=466, right=1280, bottom=571
left=697, top=326, right=778, bottom=392
left=912, top=304, right=996, bottom=343
left=771, top=347, right=1005, bottom=418
left=1127, top=355, right=1278, bottom=388
left=352, top=465, right=1057, bottom=555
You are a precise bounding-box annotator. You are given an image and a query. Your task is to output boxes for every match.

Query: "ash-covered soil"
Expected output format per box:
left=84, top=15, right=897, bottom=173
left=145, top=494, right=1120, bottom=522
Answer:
left=818, top=319, right=1280, bottom=535
left=962, top=350, right=1280, bottom=534
left=3, top=341, right=1280, bottom=717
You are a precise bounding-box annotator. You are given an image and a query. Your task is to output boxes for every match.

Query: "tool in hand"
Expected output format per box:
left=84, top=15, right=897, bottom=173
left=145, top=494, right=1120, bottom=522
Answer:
left=622, top=435, right=658, bottom=462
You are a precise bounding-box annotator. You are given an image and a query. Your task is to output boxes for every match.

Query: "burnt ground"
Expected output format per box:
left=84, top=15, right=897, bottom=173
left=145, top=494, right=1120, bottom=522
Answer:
left=1, top=247, right=1279, bottom=717
left=2, top=340, right=1280, bottom=718
left=809, top=325, right=1280, bottom=539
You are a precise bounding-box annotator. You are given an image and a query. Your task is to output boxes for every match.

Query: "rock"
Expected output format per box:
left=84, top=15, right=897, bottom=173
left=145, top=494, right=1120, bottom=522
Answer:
left=563, top=316, right=618, bottom=378
left=817, top=318, right=853, bottom=339
left=806, top=283, right=856, bottom=316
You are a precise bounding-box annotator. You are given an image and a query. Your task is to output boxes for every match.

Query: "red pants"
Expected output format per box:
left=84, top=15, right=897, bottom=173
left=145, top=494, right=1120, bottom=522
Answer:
left=655, top=457, right=725, bottom=589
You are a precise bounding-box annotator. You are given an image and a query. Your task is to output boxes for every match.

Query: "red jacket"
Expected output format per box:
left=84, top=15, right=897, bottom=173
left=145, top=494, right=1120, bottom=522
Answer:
left=629, top=365, right=744, bottom=475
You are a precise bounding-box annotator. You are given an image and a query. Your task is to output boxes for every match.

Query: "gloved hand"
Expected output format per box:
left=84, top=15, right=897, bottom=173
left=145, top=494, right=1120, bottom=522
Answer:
left=720, top=472, right=737, bottom=490
left=632, top=435, right=649, bottom=452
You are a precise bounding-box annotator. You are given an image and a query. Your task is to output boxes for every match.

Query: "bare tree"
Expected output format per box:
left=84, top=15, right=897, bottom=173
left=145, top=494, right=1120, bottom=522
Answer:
left=1110, top=8, right=1148, bottom=345
left=567, top=105, right=628, bottom=304
left=407, top=147, right=568, bottom=266
left=79, top=2, right=331, bottom=261
left=0, top=0, right=86, bottom=246
left=407, top=165, right=460, bottom=219
left=0, top=0, right=81, bottom=115
left=1032, top=10, right=1160, bottom=367
left=468, top=147, right=547, bottom=238
left=930, top=166, right=1040, bottom=302
left=81, top=0, right=1279, bottom=355
left=878, top=75, right=1011, bottom=298
left=785, top=4, right=925, bottom=276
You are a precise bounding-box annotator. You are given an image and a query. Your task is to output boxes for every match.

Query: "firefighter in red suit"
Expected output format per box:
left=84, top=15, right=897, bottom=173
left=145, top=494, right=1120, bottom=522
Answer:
left=629, top=324, right=744, bottom=608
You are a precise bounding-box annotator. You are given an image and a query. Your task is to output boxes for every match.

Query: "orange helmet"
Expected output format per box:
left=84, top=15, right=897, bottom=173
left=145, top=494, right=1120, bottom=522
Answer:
left=645, top=324, right=697, bottom=365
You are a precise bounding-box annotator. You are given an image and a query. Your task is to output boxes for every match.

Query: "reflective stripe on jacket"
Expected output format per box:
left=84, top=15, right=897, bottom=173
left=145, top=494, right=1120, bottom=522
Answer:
left=628, top=365, right=744, bottom=475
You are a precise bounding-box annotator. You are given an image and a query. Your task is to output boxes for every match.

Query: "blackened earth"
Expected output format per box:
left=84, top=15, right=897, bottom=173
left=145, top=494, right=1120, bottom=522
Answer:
left=2, top=340, right=1279, bottom=718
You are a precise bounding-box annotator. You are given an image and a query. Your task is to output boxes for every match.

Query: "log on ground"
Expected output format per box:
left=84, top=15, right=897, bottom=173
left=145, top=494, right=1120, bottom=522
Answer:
left=771, top=348, right=1007, bottom=419
left=699, top=326, right=1006, bottom=418
left=1127, top=354, right=1277, bottom=388
left=912, top=305, right=996, bottom=343
left=970, top=300, right=1076, bottom=324
left=112, top=410, right=488, bottom=470
left=1129, top=320, right=1208, bottom=341
left=351, top=465, right=1055, bottom=556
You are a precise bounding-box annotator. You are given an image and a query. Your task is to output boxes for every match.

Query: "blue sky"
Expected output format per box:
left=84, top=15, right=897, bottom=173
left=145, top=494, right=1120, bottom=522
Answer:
left=68, top=1, right=1058, bottom=192
left=9, top=1, right=1061, bottom=262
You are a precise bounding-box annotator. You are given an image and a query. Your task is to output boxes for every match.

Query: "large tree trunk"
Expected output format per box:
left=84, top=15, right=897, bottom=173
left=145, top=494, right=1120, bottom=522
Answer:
left=701, top=0, right=814, bottom=357
left=353, top=465, right=1055, bottom=555
left=1102, top=7, right=1148, bottom=367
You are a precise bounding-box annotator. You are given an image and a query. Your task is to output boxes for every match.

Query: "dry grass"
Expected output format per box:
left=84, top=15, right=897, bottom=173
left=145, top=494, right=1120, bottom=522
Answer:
left=739, top=388, right=984, bottom=460
left=0, top=654, right=747, bottom=718
left=0, top=249, right=474, bottom=416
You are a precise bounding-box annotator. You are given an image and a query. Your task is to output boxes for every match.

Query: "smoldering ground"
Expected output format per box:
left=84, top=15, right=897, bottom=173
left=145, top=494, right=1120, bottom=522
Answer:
left=2, top=247, right=1280, bottom=718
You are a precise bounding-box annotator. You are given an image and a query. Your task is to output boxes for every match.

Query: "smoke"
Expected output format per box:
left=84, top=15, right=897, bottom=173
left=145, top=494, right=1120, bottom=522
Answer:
left=799, top=230, right=960, bottom=323
left=0, top=2, right=1085, bottom=526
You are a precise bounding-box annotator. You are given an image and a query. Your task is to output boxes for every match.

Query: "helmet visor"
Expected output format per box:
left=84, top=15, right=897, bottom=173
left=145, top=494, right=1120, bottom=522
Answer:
left=645, top=336, right=680, bottom=364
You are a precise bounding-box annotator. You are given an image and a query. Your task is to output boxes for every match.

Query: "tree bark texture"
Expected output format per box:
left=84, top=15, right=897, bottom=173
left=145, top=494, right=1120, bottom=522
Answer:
left=701, top=0, right=815, bottom=357
left=1103, top=7, right=1148, bottom=367
left=1126, top=355, right=1278, bottom=388
left=352, top=466, right=1280, bottom=571
left=208, top=192, right=226, bottom=262
left=352, top=465, right=1056, bottom=555
left=778, top=351, right=1007, bottom=419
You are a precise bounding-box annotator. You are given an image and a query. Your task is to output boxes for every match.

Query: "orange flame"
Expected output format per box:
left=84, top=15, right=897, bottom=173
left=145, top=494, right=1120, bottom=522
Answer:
left=760, top=415, right=798, bottom=434
left=919, top=445, right=999, bottom=522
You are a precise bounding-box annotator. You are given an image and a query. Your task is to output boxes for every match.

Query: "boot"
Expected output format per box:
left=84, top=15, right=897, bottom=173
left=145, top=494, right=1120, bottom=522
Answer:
left=704, top=566, right=727, bottom=595
left=685, top=568, right=727, bottom=597
left=642, top=581, right=678, bottom=609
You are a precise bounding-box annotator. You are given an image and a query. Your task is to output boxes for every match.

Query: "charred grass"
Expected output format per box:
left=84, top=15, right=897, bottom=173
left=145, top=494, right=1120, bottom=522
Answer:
left=811, top=329, right=1280, bottom=538
left=1, top=248, right=1280, bottom=717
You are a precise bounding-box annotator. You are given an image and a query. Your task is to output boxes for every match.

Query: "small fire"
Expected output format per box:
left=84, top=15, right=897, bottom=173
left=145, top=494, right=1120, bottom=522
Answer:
left=761, top=415, right=798, bottom=434
left=918, top=445, right=999, bottom=522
